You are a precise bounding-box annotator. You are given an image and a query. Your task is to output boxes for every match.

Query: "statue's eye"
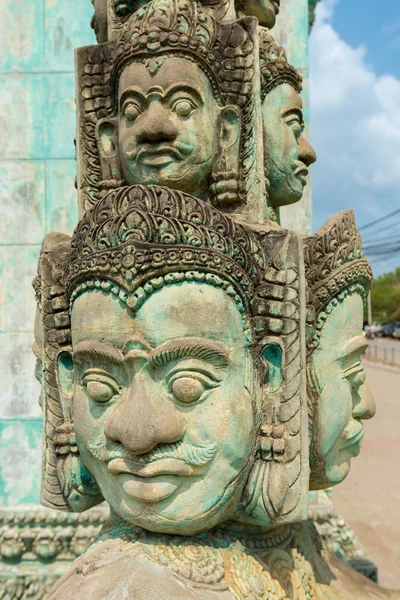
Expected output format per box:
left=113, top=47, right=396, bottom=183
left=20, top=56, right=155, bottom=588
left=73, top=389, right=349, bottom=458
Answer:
left=84, top=377, right=119, bottom=404
left=172, top=99, right=196, bottom=118
left=286, top=116, right=303, bottom=138
left=123, top=102, right=141, bottom=122
left=171, top=377, right=205, bottom=404
left=343, top=364, right=366, bottom=391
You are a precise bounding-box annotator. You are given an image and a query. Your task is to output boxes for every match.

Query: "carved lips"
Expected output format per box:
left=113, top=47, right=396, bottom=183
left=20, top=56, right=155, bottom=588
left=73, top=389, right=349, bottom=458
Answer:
left=108, top=458, right=196, bottom=503
left=107, top=457, right=194, bottom=477
left=136, top=146, right=184, bottom=168
left=341, top=420, right=364, bottom=453
left=271, top=0, right=280, bottom=14
left=293, top=163, right=309, bottom=186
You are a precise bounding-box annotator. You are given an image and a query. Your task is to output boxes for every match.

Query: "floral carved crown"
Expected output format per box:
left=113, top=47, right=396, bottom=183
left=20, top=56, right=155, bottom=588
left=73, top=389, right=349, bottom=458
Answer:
left=259, top=27, right=302, bottom=101
left=303, top=209, right=373, bottom=348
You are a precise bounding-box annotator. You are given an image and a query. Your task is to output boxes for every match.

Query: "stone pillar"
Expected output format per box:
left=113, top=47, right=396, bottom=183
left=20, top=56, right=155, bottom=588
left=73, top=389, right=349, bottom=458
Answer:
left=0, top=0, right=94, bottom=507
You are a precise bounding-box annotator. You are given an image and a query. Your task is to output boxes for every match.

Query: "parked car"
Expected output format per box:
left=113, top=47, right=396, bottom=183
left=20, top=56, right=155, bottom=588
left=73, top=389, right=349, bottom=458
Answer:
left=382, top=322, right=395, bottom=337
left=392, top=324, right=400, bottom=340
left=364, top=323, right=383, bottom=338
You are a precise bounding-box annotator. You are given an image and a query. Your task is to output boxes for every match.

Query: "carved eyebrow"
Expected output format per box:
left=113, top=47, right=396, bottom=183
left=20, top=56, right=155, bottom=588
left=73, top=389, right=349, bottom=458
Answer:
left=72, top=341, right=124, bottom=367
left=163, top=84, right=203, bottom=105
left=340, top=335, right=368, bottom=359
left=148, top=338, right=229, bottom=369
left=119, top=87, right=146, bottom=109
left=281, top=106, right=303, bottom=121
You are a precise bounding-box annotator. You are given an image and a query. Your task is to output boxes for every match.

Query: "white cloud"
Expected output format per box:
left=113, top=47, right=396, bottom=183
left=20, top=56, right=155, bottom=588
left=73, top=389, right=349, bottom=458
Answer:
left=309, top=0, right=400, bottom=274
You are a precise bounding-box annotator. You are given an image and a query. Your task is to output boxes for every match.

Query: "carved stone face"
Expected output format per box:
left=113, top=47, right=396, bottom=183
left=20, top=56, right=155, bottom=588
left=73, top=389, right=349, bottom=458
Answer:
left=262, top=83, right=316, bottom=208
left=310, top=293, right=376, bottom=487
left=69, top=282, right=259, bottom=534
left=117, top=58, right=221, bottom=200
left=90, top=0, right=108, bottom=44
left=241, top=0, right=280, bottom=28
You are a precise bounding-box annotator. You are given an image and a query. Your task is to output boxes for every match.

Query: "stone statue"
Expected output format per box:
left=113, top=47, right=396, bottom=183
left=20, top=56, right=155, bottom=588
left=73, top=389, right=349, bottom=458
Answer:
left=37, top=191, right=399, bottom=599
left=29, top=0, right=400, bottom=598
left=304, top=210, right=376, bottom=490
left=259, top=28, right=316, bottom=222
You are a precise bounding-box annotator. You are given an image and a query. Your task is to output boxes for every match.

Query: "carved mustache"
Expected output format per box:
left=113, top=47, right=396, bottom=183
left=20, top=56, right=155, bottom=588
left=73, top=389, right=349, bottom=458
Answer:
left=87, top=439, right=216, bottom=468
left=125, top=141, right=193, bottom=162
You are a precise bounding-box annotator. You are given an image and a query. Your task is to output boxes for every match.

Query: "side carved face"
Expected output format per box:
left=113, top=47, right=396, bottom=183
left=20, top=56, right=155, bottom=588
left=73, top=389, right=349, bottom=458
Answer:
left=310, top=293, right=376, bottom=488
left=97, top=57, right=240, bottom=201
left=61, top=282, right=260, bottom=535
left=262, top=83, right=316, bottom=208
left=90, top=0, right=108, bottom=43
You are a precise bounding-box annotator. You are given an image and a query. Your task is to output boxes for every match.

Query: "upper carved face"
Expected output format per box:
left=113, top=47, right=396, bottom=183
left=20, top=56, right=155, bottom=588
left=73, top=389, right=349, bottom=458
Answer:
left=310, top=293, right=376, bottom=488
left=116, top=58, right=221, bottom=200
left=262, top=83, right=316, bottom=208
left=67, top=282, right=260, bottom=535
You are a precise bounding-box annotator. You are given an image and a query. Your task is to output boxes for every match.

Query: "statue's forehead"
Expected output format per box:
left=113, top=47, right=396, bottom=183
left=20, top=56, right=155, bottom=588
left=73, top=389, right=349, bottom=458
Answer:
left=262, top=82, right=302, bottom=110
left=318, top=293, right=364, bottom=354
left=71, top=282, right=247, bottom=350
left=118, top=56, right=209, bottom=96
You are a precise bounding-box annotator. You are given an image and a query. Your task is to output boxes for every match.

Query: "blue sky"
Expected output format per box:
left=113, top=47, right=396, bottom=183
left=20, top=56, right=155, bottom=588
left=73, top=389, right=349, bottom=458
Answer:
left=309, top=0, right=400, bottom=275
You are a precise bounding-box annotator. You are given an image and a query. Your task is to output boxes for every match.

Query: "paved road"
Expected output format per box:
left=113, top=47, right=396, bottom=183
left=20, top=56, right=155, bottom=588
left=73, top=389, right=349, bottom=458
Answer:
left=331, top=360, right=400, bottom=589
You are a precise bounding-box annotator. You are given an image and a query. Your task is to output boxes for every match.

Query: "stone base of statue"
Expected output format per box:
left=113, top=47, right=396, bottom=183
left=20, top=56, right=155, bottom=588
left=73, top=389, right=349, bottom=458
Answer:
left=44, top=518, right=398, bottom=600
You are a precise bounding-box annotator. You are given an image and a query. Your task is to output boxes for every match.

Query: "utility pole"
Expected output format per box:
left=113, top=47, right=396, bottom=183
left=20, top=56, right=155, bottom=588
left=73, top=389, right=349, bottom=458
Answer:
left=367, top=291, right=372, bottom=325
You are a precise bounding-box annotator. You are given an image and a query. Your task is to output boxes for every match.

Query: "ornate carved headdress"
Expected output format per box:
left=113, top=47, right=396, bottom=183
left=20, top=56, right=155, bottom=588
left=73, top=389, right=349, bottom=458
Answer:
left=37, top=185, right=308, bottom=527
left=259, top=27, right=302, bottom=101
left=304, top=209, right=372, bottom=341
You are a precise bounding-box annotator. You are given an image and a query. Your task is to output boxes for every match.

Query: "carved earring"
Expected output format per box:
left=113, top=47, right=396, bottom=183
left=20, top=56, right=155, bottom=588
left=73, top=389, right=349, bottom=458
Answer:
left=210, top=106, right=243, bottom=209
left=56, top=354, right=104, bottom=512
left=95, top=117, right=124, bottom=194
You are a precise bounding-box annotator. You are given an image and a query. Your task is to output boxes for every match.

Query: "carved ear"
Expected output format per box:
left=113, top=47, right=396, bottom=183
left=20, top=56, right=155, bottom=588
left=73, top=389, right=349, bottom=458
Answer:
left=260, top=340, right=283, bottom=394
left=219, top=106, right=241, bottom=149
left=57, top=351, right=74, bottom=412
left=95, top=117, right=122, bottom=183
left=56, top=351, right=104, bottom=511
left=210, top=106, right=242, bottom=208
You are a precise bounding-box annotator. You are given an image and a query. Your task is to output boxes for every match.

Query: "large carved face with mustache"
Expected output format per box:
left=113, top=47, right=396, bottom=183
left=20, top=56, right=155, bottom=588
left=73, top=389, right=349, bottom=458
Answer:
left=62, top=281, right=260, bottom=535
left=114, top=57, right=230, bottom=201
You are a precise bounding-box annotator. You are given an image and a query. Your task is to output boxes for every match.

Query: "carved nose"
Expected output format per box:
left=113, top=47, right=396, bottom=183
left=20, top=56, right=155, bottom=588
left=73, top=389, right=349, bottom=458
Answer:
left=104, top=377, right=185, bottom=455
left=353, top=380, right=376, bottom=421
left=299, top=137, right=317, bottom=167
left=136, top=104, right=178, bottom=145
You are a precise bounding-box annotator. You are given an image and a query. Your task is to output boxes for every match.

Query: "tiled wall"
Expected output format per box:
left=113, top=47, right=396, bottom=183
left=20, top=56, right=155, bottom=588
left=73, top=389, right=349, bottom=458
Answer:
left=0, top=0, right=95, bottom=504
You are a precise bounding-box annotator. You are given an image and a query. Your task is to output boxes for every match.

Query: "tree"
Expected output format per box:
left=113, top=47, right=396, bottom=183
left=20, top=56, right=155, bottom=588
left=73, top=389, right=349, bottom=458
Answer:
left=370, top=267, right=400, bottom=322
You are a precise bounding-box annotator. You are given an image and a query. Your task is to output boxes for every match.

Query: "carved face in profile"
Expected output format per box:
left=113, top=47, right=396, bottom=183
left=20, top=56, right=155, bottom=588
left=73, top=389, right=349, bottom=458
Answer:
left=262, top=83, right=316, bottom=208
left=98, top=57, right=240, bottom=201
left=62, top=281, right=260, bottom=535
left=90, top=0, right=108, bottom=43
left=309, top=293, right=376, bottom=488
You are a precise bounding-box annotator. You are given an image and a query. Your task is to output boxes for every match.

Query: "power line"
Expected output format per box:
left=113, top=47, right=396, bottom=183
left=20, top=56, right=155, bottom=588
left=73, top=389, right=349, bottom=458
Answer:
left=362, top=217, right=400, bottom=240
left=359, top=208, right=400, bottom=232
left=363, top=235, right=400, bottom=250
